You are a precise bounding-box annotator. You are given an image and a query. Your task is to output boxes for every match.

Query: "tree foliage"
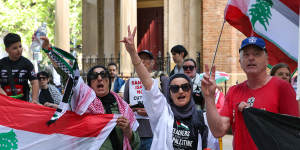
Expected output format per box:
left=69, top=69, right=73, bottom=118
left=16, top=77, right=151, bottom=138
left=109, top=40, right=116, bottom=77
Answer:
left=0, top=0, right=82, bottom=54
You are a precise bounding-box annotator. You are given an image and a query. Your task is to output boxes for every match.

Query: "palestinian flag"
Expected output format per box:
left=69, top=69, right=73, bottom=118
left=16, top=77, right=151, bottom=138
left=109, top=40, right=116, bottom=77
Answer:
left=0, top=94, right=118, bottom=150
left=225, top=0, right=299, bottom=72
left=243, top=107, right=300, bottom=150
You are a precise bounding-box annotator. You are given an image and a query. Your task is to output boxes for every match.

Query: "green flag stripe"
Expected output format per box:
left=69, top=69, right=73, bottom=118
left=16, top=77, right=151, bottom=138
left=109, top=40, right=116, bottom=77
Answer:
left=51, top=52, right=74, bottom=75
left=52, top=47, right=77, bottom=61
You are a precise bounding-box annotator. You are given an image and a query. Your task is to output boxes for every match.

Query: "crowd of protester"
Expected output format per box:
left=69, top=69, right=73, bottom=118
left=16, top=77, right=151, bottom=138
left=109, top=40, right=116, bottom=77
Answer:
left=0, top=26, right=299, bottom=150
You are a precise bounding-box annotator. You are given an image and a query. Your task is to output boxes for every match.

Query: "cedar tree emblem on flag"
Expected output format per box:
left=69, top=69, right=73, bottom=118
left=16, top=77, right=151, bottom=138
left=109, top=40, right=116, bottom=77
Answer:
left=249, top=0, right=273, bottom=31
left=0, top=129, right=18, bottom=150
left=225, top=0, right=299, bottom=73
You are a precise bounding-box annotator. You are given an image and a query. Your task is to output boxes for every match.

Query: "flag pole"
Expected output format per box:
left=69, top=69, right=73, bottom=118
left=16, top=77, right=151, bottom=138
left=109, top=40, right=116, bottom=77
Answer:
left=297, top=6, right=300, bottom=100
left=210, top=19, right=226, bottom=77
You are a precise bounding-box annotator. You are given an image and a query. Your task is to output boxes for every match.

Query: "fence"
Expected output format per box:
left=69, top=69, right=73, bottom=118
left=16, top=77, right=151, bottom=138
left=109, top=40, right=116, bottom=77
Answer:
left=81, top=52, right=203, bottom=79
left=80, top=52, right=230, bottom=94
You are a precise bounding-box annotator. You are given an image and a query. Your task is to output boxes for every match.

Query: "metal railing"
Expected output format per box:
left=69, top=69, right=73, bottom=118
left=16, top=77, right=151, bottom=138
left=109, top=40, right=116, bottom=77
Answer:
left=81, top=52, right=174, bottom=79
left=81, top=52, right=204, bottom=79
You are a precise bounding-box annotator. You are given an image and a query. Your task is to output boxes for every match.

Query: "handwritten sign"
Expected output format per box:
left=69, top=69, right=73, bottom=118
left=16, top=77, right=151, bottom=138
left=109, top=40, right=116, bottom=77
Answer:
left=129, top=78, right=144, bottom=105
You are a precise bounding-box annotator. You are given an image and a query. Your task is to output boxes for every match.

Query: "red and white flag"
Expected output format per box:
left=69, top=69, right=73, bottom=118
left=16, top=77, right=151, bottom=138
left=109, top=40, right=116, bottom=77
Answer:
left=225, top=0, right=299, bottom=72
left=0, top=94, right=118, bottom=150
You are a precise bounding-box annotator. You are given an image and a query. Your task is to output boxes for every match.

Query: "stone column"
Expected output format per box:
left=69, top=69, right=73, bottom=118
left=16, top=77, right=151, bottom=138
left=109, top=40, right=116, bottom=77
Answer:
left=82, top=0, right=120, bottom=73
left=188, top=0, right=202, bottom=71
left=166, top=0, right=187, bottom=54
left=103, top=0, right=116, bottom=58
left=119, top=0, right=137, bottom=76
left=164, top=0, right=202, bottom=70
left=82, top=0, right=99, bottom=73
left=55, top=0, right=70, bottom=52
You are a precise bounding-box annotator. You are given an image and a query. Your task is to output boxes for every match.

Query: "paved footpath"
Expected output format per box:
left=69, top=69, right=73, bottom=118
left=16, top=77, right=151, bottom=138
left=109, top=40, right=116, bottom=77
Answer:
left=221, top=134, right=233, bottom=150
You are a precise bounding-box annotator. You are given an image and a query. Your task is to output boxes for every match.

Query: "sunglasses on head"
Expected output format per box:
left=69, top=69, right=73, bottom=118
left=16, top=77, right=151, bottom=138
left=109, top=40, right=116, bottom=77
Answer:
left=169, top=83, right=191, bottom=93
left=90, top=71, right=109, bottom=80
left=183, top=65, right=195, bottom=71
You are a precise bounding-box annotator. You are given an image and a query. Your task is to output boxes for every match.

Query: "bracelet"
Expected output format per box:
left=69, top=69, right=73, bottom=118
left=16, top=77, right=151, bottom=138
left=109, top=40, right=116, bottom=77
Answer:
left=133, top=59, right=142, bottom=66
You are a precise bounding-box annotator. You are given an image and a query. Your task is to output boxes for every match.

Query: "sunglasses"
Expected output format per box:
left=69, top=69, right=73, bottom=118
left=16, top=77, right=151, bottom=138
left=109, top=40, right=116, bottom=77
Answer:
left=183, top=65, right=195, bottom=71
left=169, top=83, right=191, bottom=93
left=38, top=77, right=47, bottom=81
left=90, top=71, right=109, bottom=80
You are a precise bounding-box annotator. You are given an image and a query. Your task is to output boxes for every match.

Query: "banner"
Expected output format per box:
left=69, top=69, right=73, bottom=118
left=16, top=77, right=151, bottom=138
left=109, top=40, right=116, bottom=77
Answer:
left=0, top=94, right=117, bottom=150
left=243, top=107, right=300, bottom=150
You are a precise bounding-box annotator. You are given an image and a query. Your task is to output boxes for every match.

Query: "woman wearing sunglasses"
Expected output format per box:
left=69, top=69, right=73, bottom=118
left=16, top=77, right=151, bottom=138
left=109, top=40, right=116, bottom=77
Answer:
left=37, top=71, right=62, bottom=109
left=183, top=59, right=205, bottom=110
left=40, top=36, right=140, bottom=150
left=121, top=26, right=219, bottom=150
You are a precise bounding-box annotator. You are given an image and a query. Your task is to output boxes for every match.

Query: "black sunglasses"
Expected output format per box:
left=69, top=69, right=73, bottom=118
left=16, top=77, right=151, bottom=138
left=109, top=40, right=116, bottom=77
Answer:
left=183, top=65, right=195, bottom=71
left=90, top=71, right=109, bottom=80
left=170, top=83, right=191, bottom=93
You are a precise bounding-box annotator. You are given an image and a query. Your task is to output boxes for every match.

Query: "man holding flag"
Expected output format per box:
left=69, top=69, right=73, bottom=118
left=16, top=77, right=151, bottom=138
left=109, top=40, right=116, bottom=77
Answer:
left=201, top=36, right=298, bottom=150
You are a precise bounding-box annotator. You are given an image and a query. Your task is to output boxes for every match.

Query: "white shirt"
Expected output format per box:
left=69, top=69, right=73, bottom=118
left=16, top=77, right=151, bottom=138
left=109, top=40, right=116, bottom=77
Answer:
left=174, top=65, right=184, bottom=74
left=143, top=79, right=220, bottom=150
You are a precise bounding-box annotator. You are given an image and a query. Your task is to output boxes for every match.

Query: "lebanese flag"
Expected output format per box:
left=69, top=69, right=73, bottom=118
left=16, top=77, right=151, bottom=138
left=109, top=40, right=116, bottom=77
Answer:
left=225, top=0, right=299, bottom=72
left=0, top=94, right=118, bottom=150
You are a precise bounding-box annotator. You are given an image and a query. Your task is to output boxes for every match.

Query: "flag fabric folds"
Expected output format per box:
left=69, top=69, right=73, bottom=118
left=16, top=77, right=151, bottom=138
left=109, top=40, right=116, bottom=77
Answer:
left=243, top=107, right=300, bottom=150
left=0, top=94, right=118, bottom=150
left=42, top=46, right=81, bottom=125
left=225, top=0, right=299, bottom=72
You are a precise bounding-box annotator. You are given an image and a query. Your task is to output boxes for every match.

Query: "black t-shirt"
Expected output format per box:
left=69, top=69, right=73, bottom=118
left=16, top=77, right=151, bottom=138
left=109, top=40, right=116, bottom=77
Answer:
left=39, top=88, right=54, bottom=105
left=172, top=118, right=198, bottom=150
left=0, top=56, right=37, bottom=101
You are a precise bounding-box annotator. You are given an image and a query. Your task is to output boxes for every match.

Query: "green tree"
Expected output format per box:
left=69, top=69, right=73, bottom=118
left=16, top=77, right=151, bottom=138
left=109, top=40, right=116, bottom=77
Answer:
left=0, top=0, right=82, bottom=61
left=249, top=0, right=273, bottom=31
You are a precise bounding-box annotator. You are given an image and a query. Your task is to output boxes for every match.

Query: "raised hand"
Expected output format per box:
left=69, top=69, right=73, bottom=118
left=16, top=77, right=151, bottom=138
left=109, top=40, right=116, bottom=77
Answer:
left=120, top=25, right=137, bottom=54
left=40, top=36, right=51, bottom=50
left=121, top=25, right=153, bottom=90
left=201, top=64, right=217, bottom=99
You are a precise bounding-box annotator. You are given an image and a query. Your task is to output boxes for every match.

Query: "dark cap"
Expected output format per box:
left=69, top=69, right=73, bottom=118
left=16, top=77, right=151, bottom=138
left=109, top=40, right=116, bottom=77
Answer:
left=239, top=37, right=266, bottom=52
left=138, top=50, right=154, bottom=59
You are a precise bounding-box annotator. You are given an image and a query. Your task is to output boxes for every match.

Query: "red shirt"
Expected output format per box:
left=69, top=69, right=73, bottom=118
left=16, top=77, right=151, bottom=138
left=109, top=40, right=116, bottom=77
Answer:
left=220, top=77, right=298, bottom=150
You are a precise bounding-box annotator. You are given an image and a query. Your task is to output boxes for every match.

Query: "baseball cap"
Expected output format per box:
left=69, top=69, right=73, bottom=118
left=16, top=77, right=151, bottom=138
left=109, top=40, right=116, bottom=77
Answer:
left=239, top=37, right=266, bottom=52
left=138, top=50, right=154, bottom=59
